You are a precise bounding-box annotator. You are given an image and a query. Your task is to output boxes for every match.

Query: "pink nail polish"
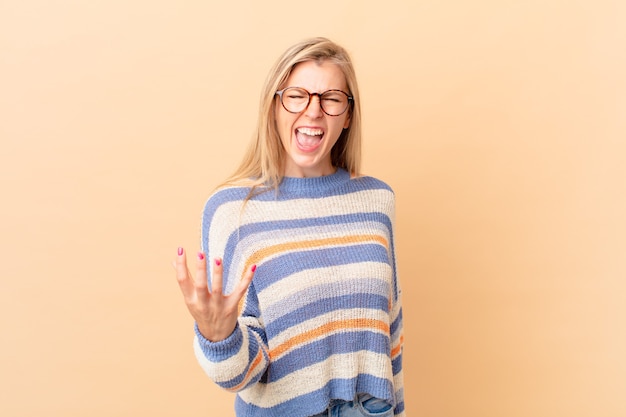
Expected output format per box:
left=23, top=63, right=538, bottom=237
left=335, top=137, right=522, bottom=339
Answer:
left=251, top=264, right=257, bottom=272
left=177, top=247, right=183, bottom=256
left=197, top=252, right=204, bottom=261
left=215, top=259, right=221, bottom=266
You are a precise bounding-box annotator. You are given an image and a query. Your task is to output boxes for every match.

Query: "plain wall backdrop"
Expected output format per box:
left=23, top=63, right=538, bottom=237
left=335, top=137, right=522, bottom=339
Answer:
left=1, top=1, right=625, bottom=416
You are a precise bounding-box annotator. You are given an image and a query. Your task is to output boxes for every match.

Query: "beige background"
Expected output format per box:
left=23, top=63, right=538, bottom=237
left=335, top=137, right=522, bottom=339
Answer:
left=1, top=1, right=625, bottom=416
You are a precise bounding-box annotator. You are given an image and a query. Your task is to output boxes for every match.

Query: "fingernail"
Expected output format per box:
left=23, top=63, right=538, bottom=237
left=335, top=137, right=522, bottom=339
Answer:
left=215, top=258, right=221, bottom=266
left=177, top=247, right=183, bottom=256
left=251, top=264, right=257, bottom=272
left=197, top=252, right=204, bottom=261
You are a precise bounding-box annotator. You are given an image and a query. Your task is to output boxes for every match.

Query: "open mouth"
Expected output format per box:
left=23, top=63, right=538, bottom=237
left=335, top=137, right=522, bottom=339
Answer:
left=295, top=127, right=324, bottom=151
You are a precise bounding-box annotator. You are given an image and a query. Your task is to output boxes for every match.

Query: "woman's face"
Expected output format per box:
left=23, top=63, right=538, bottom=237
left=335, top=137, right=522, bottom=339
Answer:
left=275, top=60, right=351, bottom=178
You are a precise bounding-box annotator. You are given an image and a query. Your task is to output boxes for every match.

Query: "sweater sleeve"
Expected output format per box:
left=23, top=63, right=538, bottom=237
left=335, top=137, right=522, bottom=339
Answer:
left=192, top=190, right=270, bottom=392
left=390, top=287, right=405, bottom=416
left=193, top=283, right=270, bottom=392
left=388, top=196, right=405, bottom=416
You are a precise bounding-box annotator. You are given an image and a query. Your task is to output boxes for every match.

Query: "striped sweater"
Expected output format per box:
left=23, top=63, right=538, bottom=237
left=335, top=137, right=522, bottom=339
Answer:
left=193, top=168, right=405, bottom=417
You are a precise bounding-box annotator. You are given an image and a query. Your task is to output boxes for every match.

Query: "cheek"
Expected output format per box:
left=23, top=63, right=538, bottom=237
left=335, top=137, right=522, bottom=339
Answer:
left=342, top=110, right=351, bottom=129
left=331, top=116, right=349, bottom=137
left=276, top=112, right=296, bottom=144
left=274, top=101, right=290, bottom=128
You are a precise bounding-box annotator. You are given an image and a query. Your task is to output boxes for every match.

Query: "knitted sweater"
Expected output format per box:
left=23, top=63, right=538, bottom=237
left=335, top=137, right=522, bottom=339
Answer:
left=193, top=168, right=405, bottom=417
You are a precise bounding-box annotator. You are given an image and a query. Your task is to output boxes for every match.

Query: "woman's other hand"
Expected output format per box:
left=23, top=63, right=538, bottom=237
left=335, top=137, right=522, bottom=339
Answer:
left=175, top=247, right=256, bottom=342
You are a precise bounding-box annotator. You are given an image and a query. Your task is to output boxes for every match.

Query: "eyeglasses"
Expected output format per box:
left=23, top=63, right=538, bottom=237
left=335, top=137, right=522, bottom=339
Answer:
left=276, top=87, right=353, bottom=116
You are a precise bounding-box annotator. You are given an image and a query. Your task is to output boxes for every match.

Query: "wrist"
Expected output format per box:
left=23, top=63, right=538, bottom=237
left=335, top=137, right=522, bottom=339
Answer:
left=196, top=321, right=236, bottom=343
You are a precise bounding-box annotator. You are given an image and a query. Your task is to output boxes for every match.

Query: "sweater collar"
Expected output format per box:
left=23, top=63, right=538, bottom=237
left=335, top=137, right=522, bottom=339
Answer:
left=278, top=168, right=350, bottom=195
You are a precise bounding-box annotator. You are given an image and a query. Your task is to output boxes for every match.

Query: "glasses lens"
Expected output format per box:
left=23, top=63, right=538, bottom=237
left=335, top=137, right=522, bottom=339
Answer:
left=281, top=87, right=309, bottom=113
left=321, top=90, right=349, bottom=116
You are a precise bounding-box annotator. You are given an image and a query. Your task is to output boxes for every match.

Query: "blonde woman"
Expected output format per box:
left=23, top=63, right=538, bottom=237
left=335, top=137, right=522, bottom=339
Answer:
left=175, top=37, right=404, bottom=417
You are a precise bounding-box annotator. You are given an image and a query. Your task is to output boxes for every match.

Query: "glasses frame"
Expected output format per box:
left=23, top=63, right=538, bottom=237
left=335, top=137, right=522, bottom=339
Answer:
left=275, top=87, right=354, bottom=116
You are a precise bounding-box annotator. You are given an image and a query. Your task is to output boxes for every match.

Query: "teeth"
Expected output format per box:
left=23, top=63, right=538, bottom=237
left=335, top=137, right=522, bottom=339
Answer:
left=297, top=127, right=323, bottom=136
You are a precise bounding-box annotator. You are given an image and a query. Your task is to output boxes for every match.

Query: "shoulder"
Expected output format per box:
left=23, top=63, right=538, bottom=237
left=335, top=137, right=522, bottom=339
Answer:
left=351, top=174, right=394, bottom=192
left=204, top=185, right=250, bottom=208
left=201, top=185, right=251, bottom=225
left=199, top=185, right=256, bottom=247
left=339, top=174, right=396, bottom=217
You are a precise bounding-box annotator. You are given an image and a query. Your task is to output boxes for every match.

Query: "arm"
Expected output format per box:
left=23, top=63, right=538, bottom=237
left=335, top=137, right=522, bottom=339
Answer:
left=193, top=280, right=271, bottom=392
left=175, top=190, right=271, bottom=392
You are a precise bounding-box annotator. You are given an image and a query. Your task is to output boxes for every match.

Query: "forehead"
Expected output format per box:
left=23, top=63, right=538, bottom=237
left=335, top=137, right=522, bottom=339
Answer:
left=285, top=60, right=347, bottom=91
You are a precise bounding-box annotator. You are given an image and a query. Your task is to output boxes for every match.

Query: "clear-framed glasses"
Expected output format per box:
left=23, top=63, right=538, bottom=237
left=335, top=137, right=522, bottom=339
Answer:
left=276, top=87, right=353, bottom=116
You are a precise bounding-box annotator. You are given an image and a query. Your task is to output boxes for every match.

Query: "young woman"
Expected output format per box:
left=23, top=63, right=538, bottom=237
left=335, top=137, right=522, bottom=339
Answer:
left=175, top=37, right=404, bottom=417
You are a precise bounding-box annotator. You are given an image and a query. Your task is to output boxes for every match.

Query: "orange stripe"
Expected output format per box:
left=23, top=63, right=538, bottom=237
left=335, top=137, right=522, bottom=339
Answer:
left=227, top=348, right=265, bottom=392
left=391, top=334, right=404, bottom=358
left=241, top=234, right=389, bottom=281
left=269, top=318, right=390, bottom=359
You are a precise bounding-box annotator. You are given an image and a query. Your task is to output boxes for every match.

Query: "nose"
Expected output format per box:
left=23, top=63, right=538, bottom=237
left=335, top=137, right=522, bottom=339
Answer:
left=304, top=94, right=323, bottom=118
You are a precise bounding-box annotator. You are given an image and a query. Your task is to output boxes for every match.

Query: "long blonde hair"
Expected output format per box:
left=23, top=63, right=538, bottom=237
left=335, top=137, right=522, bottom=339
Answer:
left=221, top=37, right=362, bottom=193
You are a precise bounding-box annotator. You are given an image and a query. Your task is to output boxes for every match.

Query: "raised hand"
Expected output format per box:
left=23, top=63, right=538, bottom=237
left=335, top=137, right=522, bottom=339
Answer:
left=175, top=247, right=256, bottom=342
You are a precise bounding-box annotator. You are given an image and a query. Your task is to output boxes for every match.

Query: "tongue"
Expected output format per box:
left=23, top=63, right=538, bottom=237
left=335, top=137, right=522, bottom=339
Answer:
left=296, top=131, right=321, bottom=147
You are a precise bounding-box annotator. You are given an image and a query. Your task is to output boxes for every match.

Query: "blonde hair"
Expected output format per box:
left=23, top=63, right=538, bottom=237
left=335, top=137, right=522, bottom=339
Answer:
left=221, top=37, right=362, bottom=193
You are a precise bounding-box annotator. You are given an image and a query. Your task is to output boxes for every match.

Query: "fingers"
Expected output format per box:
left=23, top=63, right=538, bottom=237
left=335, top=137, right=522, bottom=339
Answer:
left=175, top=247, right=194, bottom=299
left=210, top=257, right=223, bottom=294
left=175, top=247, right=256, bottom=302
left=233, top=264, right=256, bottom=301
left=193, top=252, right=209, bottom=301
